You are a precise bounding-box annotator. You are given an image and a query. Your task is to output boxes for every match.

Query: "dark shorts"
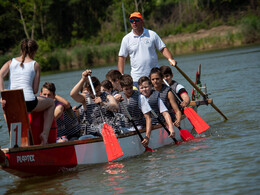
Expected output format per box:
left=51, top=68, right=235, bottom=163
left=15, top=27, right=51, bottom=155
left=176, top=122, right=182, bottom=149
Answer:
left=26, top=97, right=38, bottom=112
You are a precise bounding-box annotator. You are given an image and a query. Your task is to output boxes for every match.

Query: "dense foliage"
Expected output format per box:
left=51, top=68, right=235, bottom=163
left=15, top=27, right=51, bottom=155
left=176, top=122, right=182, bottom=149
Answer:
left=0, top=0, right=259, bottom=70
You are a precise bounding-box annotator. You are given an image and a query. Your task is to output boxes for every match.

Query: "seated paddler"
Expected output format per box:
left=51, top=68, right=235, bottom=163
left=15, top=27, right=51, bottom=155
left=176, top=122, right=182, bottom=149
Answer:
left=40, top=82, right=81, bottom=142
left=70, top=69, right=120, bottom=139
left=138, top=76, right=175, bottom=139
left=118, top=74, right=152, bottom=147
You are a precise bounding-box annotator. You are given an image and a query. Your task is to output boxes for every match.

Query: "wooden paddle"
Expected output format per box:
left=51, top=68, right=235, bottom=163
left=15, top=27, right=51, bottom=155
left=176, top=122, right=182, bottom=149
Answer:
left=150, top=110, right=182, bottom=144
left=120, top=103, right=154, bottom=152
left=75, top=104, right=82, bottom=110
left=168, top=58, right=228, bottom=120
left=163, top=79, right=210, bottom=134
left=151, top=107, right=194, bottom=141
left=88, top=76, right=123, bottom=161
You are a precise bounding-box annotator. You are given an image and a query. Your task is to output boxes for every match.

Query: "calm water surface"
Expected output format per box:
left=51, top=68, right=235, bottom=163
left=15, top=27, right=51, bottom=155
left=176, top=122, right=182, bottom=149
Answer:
left=0, top=45, right=260, bottom=194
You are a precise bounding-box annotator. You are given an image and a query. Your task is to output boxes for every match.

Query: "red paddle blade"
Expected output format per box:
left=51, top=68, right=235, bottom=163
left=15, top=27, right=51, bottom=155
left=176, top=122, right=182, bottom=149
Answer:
left=173, top=138, right=182, bottom=145
left=102, top=123, right=124, bottom=161
left=179, top=128, right=195, bottom=141
left=184, top=107, right=210, bottom=134
left=145, top=146, right=155, bottom=152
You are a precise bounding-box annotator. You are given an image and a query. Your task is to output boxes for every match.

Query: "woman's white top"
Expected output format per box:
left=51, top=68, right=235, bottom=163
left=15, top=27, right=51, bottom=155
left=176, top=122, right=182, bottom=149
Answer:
left=9, top=58, right=36, bottom=101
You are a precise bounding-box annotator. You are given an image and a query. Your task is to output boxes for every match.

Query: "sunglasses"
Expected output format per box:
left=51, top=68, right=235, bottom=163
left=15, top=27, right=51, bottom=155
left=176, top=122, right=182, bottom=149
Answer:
left=130, top=18, right=141, bottom=23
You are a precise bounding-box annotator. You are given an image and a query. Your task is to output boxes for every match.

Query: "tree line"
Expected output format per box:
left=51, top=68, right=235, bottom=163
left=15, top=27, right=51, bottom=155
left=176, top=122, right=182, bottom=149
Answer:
left=0, top=0, right=259, bottom=70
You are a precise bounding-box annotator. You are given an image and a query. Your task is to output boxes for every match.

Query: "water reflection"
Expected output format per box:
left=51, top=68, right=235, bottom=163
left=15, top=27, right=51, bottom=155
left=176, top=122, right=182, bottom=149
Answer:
left=104, top=162, right=126, bottom=175
left=102, top=162, right=128, bottom=194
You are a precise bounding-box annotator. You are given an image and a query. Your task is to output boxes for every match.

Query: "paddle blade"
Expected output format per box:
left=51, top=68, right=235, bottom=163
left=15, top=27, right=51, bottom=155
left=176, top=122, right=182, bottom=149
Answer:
left=184, top=107, right=210, bottom=134
left=102, top=123, right=124, bottom=161
left=145, top=146, right=155, bottom=152
left=179, top=128, right=195, bottom=141
left=173, top=138, right=182, bottom=145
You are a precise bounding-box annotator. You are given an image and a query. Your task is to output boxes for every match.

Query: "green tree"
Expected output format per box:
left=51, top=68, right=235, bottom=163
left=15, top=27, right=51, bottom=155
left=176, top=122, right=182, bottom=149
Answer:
left=0, top=2, right=24, bottom=52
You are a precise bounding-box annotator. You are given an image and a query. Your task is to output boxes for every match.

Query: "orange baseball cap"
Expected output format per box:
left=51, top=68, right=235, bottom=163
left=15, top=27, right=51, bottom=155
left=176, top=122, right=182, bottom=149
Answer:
left=129, top=12, right=143, bottom=20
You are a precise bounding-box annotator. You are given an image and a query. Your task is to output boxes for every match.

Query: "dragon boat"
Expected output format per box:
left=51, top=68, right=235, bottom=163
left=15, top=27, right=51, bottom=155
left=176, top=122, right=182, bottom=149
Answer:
left=0, top=64, right=221, bottom=178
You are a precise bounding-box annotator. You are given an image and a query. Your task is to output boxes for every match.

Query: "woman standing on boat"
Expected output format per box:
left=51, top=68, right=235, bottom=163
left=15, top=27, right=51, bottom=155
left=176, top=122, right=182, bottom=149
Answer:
left=0, top=39, right=55, bottom=145
left=149, top=67, right=182, bottom=127
left=70, top=70, right=120, bottom=138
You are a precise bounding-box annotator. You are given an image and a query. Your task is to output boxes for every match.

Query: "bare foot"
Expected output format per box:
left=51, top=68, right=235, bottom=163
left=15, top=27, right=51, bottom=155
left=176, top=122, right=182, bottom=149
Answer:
left=40, top=132, right=48, bottom=145
left=57, top=136, right=68, bottom=143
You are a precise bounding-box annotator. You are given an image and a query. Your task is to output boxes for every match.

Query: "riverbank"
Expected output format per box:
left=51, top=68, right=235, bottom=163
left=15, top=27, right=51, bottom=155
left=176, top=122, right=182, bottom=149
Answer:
left=0, top=24, right=259, bottom=73
left=61, top=24, right=258, bottom=70
left=162, top=25, right=243, bottom=55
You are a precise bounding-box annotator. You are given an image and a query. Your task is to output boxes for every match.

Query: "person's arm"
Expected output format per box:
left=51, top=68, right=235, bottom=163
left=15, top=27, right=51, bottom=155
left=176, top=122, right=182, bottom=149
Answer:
left=142, top=112, right=152, bottom=147
left=168, top=91, right=182, bottom=127
left=158, top=98, right=175, bottom=138
left=55, top=94, right=71, bottom=109
left=0, top=60, right=11, bottom=108
left=72, top=105, right=82, bottom=122
left=161, top=47, right=177, bottom=66
left=70, top=70, right=90, bottom=105
left=139, top=95, right=152, bottom=147
left=180, top=92, right=190, bottom=107
left=162, top=111, right=175, bottom=138
left=0, top=60, right=11, bottom=91
left=33, top=62, right=41, bottom=94
left=105, top=94, right=119, bottom=112
left=118, top=56, right=126, bottom=75
left=54, top=104, right=64, bottom=120
left=70, top=78, right=86, bottom=104
left=114, top=94, right=123, bottom=103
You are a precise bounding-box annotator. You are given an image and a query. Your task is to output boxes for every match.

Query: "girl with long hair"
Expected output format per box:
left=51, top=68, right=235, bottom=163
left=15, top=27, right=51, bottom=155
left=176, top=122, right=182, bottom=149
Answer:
left=0, top=39, right=55, bottom=145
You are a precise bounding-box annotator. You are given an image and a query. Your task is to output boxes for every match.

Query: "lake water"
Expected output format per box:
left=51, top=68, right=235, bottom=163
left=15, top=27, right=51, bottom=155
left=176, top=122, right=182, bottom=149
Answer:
left=0, top=45, right=260, bottom=194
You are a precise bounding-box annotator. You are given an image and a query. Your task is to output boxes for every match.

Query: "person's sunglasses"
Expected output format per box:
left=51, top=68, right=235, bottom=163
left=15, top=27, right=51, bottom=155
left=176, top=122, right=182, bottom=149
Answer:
left=130, top=18, right=141, bottom=23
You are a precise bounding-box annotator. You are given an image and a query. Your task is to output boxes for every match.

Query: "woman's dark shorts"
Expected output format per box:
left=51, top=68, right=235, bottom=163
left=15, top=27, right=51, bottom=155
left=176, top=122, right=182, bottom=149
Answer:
left=26, top=97, right=38, bottom=112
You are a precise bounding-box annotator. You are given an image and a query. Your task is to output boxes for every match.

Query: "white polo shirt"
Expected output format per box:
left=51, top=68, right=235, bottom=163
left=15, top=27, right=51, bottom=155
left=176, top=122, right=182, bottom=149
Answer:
left=119, top=28, right=166, bottom=82
left=138, top=94, right=152, bottom=114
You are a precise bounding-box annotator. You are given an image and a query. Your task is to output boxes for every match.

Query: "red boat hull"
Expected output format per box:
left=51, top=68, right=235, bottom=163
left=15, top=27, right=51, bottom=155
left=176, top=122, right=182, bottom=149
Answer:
left=2, top=145, right=77, bottom=177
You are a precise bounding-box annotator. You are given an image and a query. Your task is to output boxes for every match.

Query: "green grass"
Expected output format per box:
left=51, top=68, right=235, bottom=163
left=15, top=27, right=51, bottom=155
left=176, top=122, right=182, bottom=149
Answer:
left=159, top=31, right=244, bottom=57
left=239, top=15, right=260, bottom=43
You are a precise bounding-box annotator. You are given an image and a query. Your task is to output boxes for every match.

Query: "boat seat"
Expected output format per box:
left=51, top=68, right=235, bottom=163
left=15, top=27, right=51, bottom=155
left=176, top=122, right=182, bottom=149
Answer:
left=1, top=89, right=31, bottom=147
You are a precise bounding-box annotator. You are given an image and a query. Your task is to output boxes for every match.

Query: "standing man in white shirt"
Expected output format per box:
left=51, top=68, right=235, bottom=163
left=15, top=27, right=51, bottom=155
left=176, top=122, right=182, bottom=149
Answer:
left=118, top=12, right=177, bottom=88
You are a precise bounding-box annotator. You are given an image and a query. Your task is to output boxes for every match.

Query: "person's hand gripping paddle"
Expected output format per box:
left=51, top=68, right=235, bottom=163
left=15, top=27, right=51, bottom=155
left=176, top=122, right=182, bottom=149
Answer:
left=150, top=110, right=182, bottom=144
left=168, top=58, right=228, bottom=121
left=163, top=79, right=209, bottom=135
left=88, top=75, right=123, bottom=161
left=120, top=103, right=154, bottom=152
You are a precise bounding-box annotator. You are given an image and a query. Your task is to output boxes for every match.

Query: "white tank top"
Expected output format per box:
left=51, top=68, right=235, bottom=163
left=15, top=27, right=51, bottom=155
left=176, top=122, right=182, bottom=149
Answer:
left=9, top=58, right=36, bottom=101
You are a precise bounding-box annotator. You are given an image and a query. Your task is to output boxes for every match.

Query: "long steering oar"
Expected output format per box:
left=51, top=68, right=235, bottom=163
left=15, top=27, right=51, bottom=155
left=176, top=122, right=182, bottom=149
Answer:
left=168, top=58, right=228, bottom=120
left=120, top=103, right=154, bottom=152
left=88, top=76, right=123, bottom=161
left=163, top=79, right=210, bottom=134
